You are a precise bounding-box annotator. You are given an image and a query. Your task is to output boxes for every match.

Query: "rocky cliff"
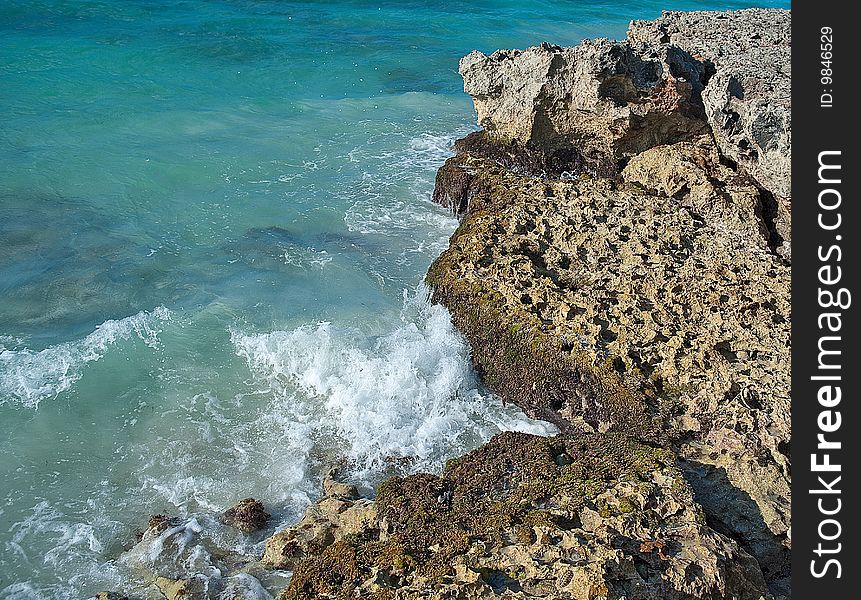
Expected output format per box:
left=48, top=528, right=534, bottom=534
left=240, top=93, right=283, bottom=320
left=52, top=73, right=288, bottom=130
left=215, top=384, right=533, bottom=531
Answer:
left=429, top=7, right=791, bottom=598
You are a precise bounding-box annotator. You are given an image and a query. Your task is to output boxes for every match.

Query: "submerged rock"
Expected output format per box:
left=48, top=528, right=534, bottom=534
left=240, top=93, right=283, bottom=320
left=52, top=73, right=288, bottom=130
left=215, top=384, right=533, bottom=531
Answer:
left=221, top=498, right=271, bottom=533
left=281, top=432, right=768, bottom=599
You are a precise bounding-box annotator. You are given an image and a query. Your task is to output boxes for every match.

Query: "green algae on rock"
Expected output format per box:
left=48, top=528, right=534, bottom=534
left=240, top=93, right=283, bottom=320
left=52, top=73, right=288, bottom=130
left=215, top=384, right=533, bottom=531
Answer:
left=279, top=432, right=768, bottom=600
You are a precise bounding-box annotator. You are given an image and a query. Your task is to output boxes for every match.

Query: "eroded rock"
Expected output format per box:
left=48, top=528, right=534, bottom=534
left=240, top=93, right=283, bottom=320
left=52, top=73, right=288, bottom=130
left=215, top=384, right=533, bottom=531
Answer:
left=628, top=8, right=791, bottom=259
left=283, top=432, right=768, bottom=599
left=154, top=576, right=208, bottom=600
left=426, top=155, right=790, bottom=592
left=622, top=135, right=772, bottom=251
left=459, top=40, right=709, bottom=177
left=262, top=471, right=377, bottom=571
left=455, top=8, right=791, bottom=259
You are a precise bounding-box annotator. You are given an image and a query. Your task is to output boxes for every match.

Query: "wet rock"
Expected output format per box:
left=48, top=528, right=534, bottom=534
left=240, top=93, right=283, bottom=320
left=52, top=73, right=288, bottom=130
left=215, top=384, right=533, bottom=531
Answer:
left=221, top=498, right=270, bottom=533
left=154, top=576, right=209, bottom=600
left=283, top=432, right=768, bottom=599
left=629, top=9, right=792, bottom=259
left=321, top=468, right=360, bottom=500
left=94, top=593, right=129, bottom=600
left=432, top=153, right=476, bottom=217
left=262, top=472, right=376, bottom=571
left=145, top=514, right=183, bottom=538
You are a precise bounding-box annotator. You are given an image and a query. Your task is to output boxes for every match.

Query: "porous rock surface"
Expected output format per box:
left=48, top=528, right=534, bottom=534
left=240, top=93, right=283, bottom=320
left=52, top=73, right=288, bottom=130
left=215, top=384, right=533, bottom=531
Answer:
left=275, top=432, right=769, bottom=600
left=460, top=8, right=791, bottom=259
left=425, top=7, right=791, bottom=597
left=429, top=153, right=790, bottom=590
left=263, top=471, right=376, bottom=571
left=629, top=9, right=791, bottom=259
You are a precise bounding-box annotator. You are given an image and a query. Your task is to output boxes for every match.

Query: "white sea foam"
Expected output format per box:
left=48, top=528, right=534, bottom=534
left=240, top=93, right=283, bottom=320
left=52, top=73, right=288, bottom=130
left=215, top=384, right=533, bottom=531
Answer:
left=280, top=246, right=333, bottom=270
left=0, top=307, right=171, bottom=408
left=231, top=286, right=556, bottom=483
left=343, top=126, right=475, bottom=241
left=2, top=501, right=126, bottom=599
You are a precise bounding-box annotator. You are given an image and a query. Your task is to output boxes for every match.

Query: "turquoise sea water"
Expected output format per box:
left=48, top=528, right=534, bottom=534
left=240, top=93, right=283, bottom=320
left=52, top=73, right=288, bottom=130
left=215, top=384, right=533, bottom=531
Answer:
left=1, top=1, right=790, bottom=597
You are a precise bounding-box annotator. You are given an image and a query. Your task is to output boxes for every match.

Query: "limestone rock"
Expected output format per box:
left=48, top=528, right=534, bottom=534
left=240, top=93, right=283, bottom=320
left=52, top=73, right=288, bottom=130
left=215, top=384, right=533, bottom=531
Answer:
left=454, top=8, right=791, bottom=259
left=629, top=9, right=791, bottom=258
left=262, top=472, right=376, bottom=571
left=283, top=432, right=769, bottom=599
left=221, top=498, right=270, bottom=533
left=622, top=135, right=772, bottom=251
left=154, top=576, right=208, bottom=600
left=459, top=40, right=709, bottom=176
left=321, top=468, right=360, bottom=500
left=426, top=155, right=790, bottom=591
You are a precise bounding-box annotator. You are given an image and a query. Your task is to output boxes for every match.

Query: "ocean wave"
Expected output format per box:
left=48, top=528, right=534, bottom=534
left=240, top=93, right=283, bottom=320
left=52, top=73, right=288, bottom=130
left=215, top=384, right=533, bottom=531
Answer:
left=0, top=307, right=171, bottom=408
left=230, top=286, right=556, bottom=484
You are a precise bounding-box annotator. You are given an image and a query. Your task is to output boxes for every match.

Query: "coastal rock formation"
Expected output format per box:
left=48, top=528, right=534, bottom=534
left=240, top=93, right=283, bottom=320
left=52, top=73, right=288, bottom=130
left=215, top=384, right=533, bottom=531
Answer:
left=112, top=512, right=283, bottom=600
left=459, top=39, right=709, bottom=177
left=263, top=471, right=377, bottom=571
left=279, top=432, right=768, bottom=599
left=629, top=9, right=792, bottom=259
left=197, top=8, right=792, bottom=600
left=621, top=135, right=772, bottom=252
left=429, top=154, right=790, bottom=591
left=426, top=8, right=791, bottom=596
left=457, top=8, right=791, bottom=260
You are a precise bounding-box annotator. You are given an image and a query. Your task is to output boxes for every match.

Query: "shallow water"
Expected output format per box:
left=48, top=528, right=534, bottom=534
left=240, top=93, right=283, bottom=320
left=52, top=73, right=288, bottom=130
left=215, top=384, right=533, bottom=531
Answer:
left=1, top=0, right=789, bottom=596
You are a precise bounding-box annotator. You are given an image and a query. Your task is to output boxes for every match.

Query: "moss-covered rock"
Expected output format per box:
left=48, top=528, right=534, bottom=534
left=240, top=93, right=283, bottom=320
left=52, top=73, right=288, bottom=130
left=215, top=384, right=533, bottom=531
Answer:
left=279, top=431, right=767, bottom=599
left=426, top=150, right=791, bottom=588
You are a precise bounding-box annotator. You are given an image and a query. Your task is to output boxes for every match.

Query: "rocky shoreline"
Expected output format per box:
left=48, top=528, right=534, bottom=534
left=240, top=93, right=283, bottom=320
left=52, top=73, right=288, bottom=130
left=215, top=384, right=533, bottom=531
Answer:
left=99, top=8, right=791, bottom=600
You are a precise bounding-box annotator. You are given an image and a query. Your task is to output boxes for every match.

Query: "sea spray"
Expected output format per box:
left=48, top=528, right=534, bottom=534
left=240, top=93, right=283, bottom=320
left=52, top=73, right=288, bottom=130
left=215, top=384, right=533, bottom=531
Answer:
left=230, top=285, right=557, bottom=484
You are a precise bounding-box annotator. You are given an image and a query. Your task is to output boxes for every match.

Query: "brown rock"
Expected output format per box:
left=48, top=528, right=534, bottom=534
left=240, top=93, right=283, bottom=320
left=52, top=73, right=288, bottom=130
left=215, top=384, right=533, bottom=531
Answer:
left=283, top=432, right=769, bottom=600
left=322, top=468, right=360, bottom=500
left=262, top=475, right=376, bottom=571
left=622, top=134, right=773, bottom=251
left=426, top=155, right=790, bottom=591
left=154, top=576, right=208, bottom=600
left=221, top=498, right=270, bottom=533
left=146, top=514, right=182, bottom=537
